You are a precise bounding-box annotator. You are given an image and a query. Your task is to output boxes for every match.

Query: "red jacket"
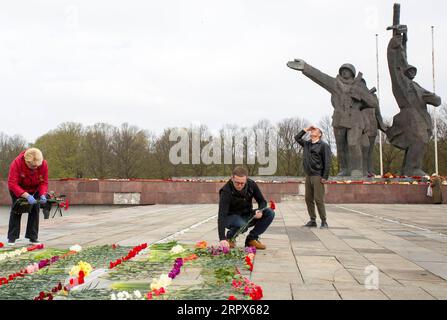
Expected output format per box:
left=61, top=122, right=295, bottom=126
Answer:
left=8, top=150, right=49, bottom=197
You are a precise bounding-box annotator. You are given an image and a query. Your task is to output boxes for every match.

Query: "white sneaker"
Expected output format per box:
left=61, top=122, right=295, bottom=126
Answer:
left=7, top=241, right=16, bottom=247
left=29, top=239, right=41, bottom=245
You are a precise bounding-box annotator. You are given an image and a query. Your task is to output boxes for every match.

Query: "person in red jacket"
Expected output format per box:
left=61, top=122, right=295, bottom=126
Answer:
left=7, top=148, right=49, bottom=246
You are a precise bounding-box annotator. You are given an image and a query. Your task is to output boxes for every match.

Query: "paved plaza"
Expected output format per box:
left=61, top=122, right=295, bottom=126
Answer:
left=1, top=199, right=446, bottom=300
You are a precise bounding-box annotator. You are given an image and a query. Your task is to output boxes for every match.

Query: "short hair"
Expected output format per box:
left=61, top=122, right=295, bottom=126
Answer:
left=317, top=128, right=323, bottom=138
left=232, top=166, right=248, bottom=177
left=24, top=148, right=44, bottom=167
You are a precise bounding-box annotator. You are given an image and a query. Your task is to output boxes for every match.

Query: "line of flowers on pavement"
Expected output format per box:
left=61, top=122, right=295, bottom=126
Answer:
left=0, top=244, right=76, bottom=288
left=7, top=241, right=262, bottom=300
left=34, top=243, right=148, bottom=300
left=112, top=242, right=263, bottom=301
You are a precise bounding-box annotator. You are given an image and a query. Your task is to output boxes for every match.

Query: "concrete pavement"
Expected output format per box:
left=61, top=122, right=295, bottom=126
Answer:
left=1, top=199, right=446, bottom=300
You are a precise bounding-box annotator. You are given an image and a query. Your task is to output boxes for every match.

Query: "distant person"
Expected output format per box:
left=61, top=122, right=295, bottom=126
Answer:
left=218, top=166, right=275, bottom=250
left=7, top=148, right=49, bottom=246
left=430, top=174, right=443, bottom=205
left=295, top=126, right=332, bottom=229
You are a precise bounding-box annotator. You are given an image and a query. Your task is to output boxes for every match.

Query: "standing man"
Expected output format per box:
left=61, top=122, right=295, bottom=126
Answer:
left=218, top=167, right=275, bottom=250
left=7, top=148, right=49, bottom=246
left=295, top=127, right=332, bottom=229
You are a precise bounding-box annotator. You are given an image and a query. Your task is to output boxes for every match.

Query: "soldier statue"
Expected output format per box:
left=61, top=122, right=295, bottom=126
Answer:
left=386, top=3, right=442, bottom=176
left=287, top=59, right=385, bottom=177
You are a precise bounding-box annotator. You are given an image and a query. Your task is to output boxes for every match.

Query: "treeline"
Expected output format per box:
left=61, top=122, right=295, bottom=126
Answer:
left=1, top=108, right=447, bottom=179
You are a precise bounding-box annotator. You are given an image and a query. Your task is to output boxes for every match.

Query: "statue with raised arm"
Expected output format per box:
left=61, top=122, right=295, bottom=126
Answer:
left=287, top=59, right=386, bottom=177
left=386, top=3, right=442, bottom=176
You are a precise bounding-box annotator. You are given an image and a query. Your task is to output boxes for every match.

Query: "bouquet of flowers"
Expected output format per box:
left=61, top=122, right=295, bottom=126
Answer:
left=230, top=200, right=276, bottom=242
left=12, top=191, right=69, bottom=217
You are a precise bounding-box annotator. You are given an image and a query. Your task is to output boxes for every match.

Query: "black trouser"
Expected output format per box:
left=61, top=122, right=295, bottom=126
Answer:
left=8, top=191, right=40, bottom=242
left=225, top=209, right=275, bottom=243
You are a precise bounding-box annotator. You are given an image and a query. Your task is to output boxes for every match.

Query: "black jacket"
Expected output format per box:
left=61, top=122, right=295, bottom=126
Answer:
left=295, top=130, right=331, bottom=180
left=218, top=179, right=267, bottom=241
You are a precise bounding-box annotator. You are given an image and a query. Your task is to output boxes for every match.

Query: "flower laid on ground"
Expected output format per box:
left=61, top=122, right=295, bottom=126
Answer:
left=231, top=276, right=263, bottom=300
left=170, top=245, right=185, bottom=255
left=69, top=244, right=82, bottom=253
left=109, top=243, right=148, bottom=269
left=183, top=254, right=198, bottom=262
left=110, top=290, right=144, bottom=300
left=150, top=274, right=172, bottom=291
left=33, top=283, right=65, bottom=300
left=168, top=258, right=184, bottom=279
left=0, top=242, right=4, bottom=248
left=245, top=255, right=254, bottom=271
left=1, top=252, right=65, bottom=288
left=207, top=245, right=230, bottom=256
left=245, top=247, right=257, bottom=255
left=0, top=244, right=44, bottom=262
left=0, top=248, right=27, bottom=262
left=195, top=241, right=207, bottom=249
left=34, top=291, right=54, bottom=301
left=69, top=261, right=93, bottom=278
left=146, top=287, right=166, bottom=300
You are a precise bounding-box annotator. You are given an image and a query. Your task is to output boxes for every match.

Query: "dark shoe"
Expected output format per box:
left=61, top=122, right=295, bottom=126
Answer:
left=304, top=220, right=317, bottom=228
left=320, top=221, right=329, bottom=229
left=7, top=240, right=16, bottom=247
left=29, top=239, right=42, bottom=245
left=246, top=239, right=266, bottom=250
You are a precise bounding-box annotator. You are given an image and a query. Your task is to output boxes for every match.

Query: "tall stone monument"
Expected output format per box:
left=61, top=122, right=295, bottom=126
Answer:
left=386, top=3, right=442, bottom=176
left=287, top=61, right=386, bottom=177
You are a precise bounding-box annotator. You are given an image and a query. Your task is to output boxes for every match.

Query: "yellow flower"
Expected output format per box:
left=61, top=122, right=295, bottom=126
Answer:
left=150, top=274, right=172, bottom=290
left=69, top=261, right=93, bottom=277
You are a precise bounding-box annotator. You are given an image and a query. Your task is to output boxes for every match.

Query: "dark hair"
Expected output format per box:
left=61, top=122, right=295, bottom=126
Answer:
left=232, top=166, right=248, bottom=177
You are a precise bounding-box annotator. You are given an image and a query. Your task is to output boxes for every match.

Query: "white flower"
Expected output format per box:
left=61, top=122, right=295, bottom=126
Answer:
left=117, top=292, right=126, bottom=300
left=170, top=245, right=185, bottom=254
left=150, top=274, right=172, bottom=291
left=133, top=290, right=142, bottom=299
left=69, top=244, right=82, bottom=252
left=110, top=293, right=117, bottom=300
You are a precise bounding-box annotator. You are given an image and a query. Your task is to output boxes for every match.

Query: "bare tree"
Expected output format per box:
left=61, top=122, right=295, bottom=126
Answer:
left=111, top=123, right=150, bottom=179
left=82, top=123, right=114, bottom=178
left=318, top=115, right=336, bottom=154
left=276, top=117, right=309, bottom=176
left=0, top=133, right=28, bottom=178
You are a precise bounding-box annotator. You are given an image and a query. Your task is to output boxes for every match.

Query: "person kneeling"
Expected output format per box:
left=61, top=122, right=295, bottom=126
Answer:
left=218, top=167, right=275, bottom=250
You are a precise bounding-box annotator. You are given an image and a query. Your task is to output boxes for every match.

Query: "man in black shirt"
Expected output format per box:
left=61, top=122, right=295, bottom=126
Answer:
left=218, top=167, right=275, bottom=250
left=295, top=126, right=332, bottom=229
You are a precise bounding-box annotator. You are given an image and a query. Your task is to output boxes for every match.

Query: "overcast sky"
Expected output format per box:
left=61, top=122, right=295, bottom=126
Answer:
left=1, top=0, right=446, bottom=142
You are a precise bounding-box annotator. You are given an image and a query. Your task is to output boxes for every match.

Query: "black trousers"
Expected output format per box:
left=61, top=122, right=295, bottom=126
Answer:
left=7, top=191, right=40, bottom=242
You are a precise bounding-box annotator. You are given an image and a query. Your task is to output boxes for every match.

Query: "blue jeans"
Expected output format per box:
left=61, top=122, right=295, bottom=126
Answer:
left=225, top=208, right=275, bottom=242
